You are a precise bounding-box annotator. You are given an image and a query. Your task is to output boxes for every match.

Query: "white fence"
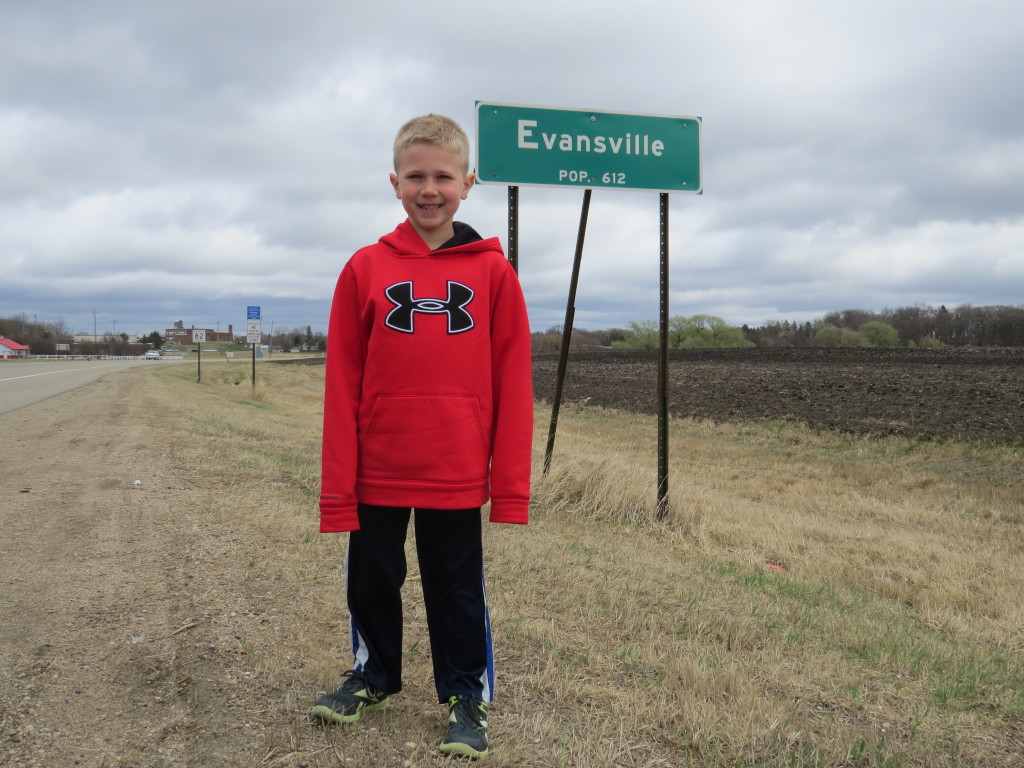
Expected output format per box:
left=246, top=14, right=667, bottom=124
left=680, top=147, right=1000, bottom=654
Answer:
left=28, top=354, right=161, bottom=361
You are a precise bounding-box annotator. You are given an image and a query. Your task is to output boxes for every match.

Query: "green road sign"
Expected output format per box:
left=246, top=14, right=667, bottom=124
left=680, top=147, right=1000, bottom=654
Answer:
left=475, top=102, right=701, bottom=193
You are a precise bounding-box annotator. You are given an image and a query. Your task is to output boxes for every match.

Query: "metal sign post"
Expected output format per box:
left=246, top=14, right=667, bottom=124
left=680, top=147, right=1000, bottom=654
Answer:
left=192, top=329, right=206, bottom=382
left=476, top=101, right=702, bottom=519
left=543, top=189, right=592, bottom=475
left=657, top=194, right=670, bottom=519
left=507, top=186, right=519, bottom=273
left=246, top=306, right=261, bottom=387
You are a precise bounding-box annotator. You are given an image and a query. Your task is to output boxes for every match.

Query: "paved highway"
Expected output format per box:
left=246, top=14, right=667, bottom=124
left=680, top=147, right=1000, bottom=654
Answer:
left=0, top=359, right=164, bottom=414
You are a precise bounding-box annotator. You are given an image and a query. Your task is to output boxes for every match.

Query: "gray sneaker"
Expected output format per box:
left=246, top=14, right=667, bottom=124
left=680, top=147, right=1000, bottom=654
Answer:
left=439, top=695, right=489, bottom=758
left=310, top=670, right=389, bottom=724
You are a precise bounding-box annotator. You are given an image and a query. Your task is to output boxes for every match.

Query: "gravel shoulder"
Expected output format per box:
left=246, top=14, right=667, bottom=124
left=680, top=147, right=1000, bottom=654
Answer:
left=0, top=369, right=273, bottom=766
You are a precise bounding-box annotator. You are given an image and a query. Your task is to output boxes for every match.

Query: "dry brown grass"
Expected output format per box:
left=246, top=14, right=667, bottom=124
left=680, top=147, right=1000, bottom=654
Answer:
left=141, top=360, right=1022, bottom=766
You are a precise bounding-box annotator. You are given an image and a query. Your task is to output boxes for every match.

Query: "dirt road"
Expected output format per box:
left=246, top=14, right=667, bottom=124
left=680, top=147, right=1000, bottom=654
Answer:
left=0, top=367, right=274, bottom=766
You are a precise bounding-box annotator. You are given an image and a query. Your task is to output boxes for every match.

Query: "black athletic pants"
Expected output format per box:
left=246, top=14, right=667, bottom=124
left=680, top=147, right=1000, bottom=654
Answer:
left=345, top=504, right=494, bottom=703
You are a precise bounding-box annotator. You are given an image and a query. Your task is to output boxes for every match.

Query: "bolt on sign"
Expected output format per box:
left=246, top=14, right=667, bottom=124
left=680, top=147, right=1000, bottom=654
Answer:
left=475, top=102, right=701, bottom=194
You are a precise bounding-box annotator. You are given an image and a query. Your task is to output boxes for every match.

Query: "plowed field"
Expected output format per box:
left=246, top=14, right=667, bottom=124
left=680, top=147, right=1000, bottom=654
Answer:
left=533, top=347, right=1024, bottom=443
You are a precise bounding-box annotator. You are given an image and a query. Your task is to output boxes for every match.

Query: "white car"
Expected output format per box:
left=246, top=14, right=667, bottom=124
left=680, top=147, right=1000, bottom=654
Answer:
left=144, top=350, right=161, bottom=360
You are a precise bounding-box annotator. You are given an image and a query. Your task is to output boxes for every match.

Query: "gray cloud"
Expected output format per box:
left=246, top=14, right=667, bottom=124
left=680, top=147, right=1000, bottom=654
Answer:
left=2, top=0, right=1022, bottom=337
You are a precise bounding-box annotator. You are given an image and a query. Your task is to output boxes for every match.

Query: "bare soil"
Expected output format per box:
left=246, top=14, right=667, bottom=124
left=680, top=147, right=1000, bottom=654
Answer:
left=533, top=347, right=1024, bottom=443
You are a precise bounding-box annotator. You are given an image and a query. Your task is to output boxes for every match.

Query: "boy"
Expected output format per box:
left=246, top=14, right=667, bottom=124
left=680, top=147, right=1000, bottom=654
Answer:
left=311, top=114, right=533, bottom=759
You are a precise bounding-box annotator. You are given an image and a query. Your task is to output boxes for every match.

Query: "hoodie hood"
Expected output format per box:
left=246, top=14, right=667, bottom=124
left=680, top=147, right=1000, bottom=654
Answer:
left=379, top=220, right=498, bottom=257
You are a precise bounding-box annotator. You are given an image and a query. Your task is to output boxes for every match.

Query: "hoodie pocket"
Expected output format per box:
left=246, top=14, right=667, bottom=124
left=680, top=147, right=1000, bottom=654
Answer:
left=359, top=395, right=489, bottom=483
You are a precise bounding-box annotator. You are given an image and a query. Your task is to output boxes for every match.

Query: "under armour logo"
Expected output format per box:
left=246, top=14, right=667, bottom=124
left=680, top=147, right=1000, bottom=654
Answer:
left=385, top=281, right=475, bottom=334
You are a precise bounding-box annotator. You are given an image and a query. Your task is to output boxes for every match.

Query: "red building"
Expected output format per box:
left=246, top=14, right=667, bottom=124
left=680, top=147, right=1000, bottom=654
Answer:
left=0, top=336, right=30, bottom=358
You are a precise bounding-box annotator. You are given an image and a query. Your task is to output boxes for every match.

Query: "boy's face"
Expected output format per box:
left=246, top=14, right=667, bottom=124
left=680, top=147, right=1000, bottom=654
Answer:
left=390, top=142, right=475, bottom=248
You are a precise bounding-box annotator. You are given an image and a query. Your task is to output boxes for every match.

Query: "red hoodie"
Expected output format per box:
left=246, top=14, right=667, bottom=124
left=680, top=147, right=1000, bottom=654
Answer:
left=319, top=221, right=533, bottom=532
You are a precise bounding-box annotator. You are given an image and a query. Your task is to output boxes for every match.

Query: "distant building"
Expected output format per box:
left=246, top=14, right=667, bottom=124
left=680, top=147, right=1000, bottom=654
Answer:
left=0, top=336, right=30, bottom=358
left=164, top=324, right=235, bottom=344
left=73, top=333, right=140, bottom=344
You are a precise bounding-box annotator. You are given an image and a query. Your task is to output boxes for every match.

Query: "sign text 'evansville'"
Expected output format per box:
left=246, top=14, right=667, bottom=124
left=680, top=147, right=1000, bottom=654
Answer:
left=475, top=102, right=701, bottom=193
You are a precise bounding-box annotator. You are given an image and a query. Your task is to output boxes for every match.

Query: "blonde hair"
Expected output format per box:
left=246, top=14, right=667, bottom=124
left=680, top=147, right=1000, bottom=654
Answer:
left=393, top=114, right=470, bottom=172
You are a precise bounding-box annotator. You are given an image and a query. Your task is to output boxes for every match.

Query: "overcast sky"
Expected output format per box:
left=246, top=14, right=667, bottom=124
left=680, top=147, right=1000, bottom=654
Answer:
left=3, top=0, right=1022, bottom=338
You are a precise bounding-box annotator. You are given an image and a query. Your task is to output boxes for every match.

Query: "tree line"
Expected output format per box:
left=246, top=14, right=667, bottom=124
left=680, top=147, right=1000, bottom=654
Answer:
left=0, top=315, right=327, bottom=356
left=266, top=326, right=327, bottom=353
left=6, top=302, right=1023, bottom=356
left=745, top=304, right=1024, bottom=348
left=531, top=303, right=1024, bottom=352
left=0, top=315, right=92, bottom=356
